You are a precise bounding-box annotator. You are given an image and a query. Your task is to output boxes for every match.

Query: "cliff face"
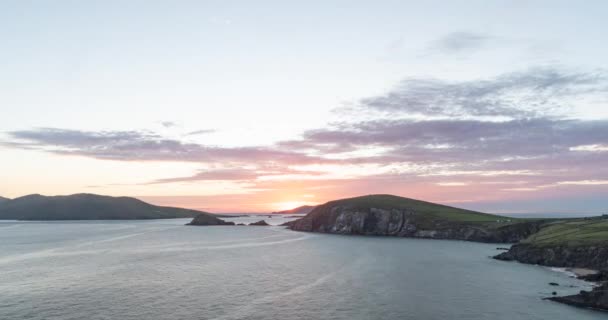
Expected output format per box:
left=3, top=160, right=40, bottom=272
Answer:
left=494, top=244, right=608, bottom=270
left=289, top=205, right=544, bottom=243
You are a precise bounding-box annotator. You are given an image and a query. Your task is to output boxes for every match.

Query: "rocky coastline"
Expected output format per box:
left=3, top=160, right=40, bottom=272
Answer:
left=493, top=244, right=608, bottom=270
left=546, top=282, right=608, bottom=312
left=494, top=244, right=608, bottom=311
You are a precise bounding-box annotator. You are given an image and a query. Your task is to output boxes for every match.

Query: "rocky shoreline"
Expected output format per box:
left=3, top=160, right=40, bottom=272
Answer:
left=545, top=281, right=608, bottom=312
left=494, top=245, right=608, bottom=311
left=493, top=244, right=608, bottom=270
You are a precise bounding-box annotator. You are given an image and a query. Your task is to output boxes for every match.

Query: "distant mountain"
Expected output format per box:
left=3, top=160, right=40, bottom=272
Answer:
left=0, top=193, right=226, bottom=221
left=272, top=205, right=316, bottom=214
left=0, top=196, right=9, bottom=203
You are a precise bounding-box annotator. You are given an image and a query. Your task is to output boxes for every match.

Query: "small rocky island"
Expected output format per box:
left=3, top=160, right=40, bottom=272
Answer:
left=249, top=220, right=269, bottom=226
left=186, top=213, right=234, bottom=226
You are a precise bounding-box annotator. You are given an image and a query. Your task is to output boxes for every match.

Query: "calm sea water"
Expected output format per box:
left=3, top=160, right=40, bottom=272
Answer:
left=0, top=217, right=604, bottom=320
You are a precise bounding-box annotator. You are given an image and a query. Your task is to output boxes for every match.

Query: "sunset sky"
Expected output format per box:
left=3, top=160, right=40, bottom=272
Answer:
left=1, top=1, right=608, bottom=213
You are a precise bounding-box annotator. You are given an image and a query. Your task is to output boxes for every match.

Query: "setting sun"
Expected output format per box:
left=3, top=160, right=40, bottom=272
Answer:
left=273, top=201, right=309, bottom=211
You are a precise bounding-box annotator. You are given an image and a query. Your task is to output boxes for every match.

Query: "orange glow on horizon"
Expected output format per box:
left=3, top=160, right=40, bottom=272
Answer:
left=273, top=201, right=310, bottom=211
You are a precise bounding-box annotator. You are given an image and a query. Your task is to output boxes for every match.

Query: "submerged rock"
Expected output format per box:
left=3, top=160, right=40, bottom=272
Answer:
left=249, top=220, right=269, bottom=226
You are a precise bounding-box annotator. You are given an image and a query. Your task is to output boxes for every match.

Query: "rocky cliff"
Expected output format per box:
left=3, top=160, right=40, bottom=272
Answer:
left=288, top=195, right=546, bottom=243
left=494, top=244, right=608, bottom=270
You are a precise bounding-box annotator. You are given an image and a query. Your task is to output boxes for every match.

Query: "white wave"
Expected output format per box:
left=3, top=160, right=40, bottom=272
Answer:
left=158, top=234, right=313, bottom=253
left=0, top=227, right=172, bottom=265
left=210, top=255, right=360, bottom=320
left=547, top=267, right=577, bottom=278
left=210, top=268, right=335, bottom=320
left=0, top=224, right=22, bottom=229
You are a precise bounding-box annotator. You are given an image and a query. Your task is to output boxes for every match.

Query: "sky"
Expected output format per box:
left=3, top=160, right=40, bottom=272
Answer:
left=1, top=0, right=608, bottom=213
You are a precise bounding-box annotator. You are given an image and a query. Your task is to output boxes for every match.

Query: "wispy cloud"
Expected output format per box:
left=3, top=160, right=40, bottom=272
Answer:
left=185, top=129, right=216, bottom=136
left=358, top=67, right=606, bottom=119
left=3, top=67, right=608, bottom=207
left=149, top=168, right=260, bottom=183
left=287, top=118, right=608, bottom=162
left=146, top=167, right=325, bottom=184
left=3, top=128, right=328, bottom=165
left=427, top=31, right=490, bottom=54
left=160, top=121, right=178, bottom=128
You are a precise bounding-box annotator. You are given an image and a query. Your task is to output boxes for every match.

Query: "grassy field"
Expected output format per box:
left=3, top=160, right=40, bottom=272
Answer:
left=324, top=194, right=517, bottom=223
left=521, top=218, right=608, bottom=246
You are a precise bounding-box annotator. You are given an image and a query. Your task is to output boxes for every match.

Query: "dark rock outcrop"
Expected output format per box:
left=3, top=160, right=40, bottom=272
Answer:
left=249, top=220, right=269, bottom=226
left=186, top=214, right=234, bottom=226
left=493, top=244, right=608, bottom=270
left=280, top=220, right=296, bottom=227
left=547, top=282, right=608, bottom=312
left=289, top=203, right=546, bottom=243
left=579, top=270, right=608, bottom=282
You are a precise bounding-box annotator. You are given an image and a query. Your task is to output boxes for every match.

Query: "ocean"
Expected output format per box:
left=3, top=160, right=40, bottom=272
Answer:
left=0, top=217, right=604, bottom=320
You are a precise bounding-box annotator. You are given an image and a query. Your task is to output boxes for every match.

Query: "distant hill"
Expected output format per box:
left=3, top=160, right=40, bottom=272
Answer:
left=0, top=193, right=224, bottom=221
left=273, top=205, right=316, bottom=214
left=0, top=196, right=9, bottom=203
left=287, top=194, right=546, bottom=243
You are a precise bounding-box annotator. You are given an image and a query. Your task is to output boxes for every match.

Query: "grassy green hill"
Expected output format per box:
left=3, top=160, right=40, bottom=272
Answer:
left=521, top=217, right=608, bottom=247
left=319, top=194, right=514, bottom=223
